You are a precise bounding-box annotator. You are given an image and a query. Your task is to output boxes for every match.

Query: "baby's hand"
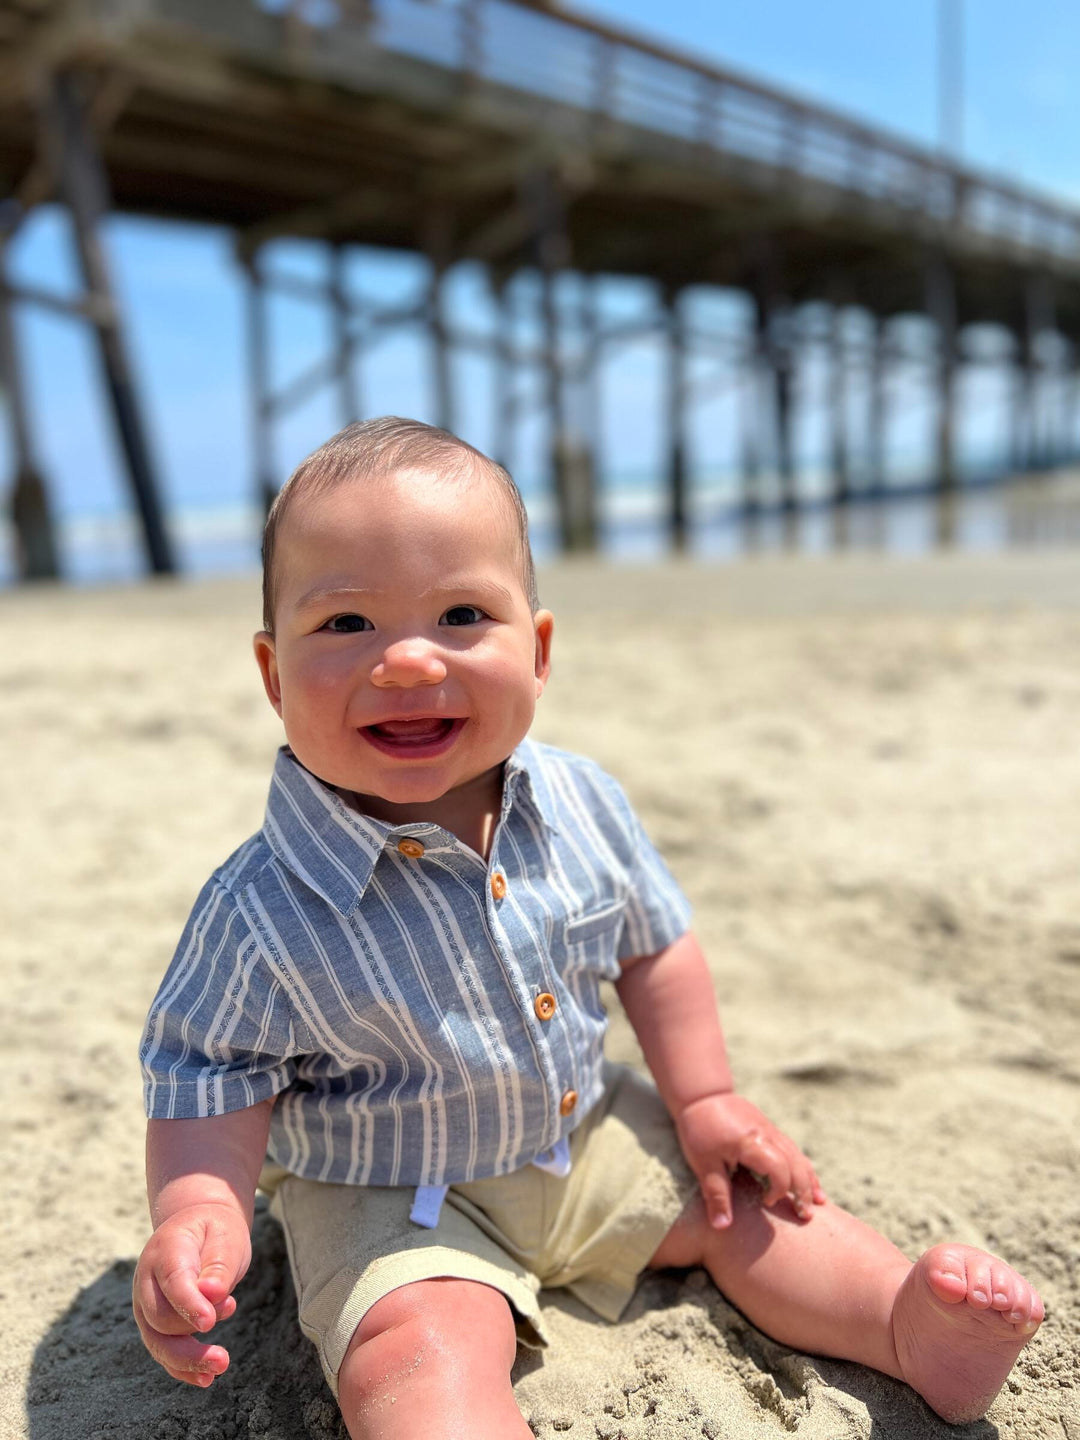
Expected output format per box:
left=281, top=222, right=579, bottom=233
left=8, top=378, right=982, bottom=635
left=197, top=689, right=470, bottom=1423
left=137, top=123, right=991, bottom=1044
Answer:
left=675, top=1092, right=826, bottom=1230
left=132, top=1202, right=252, bottom=1387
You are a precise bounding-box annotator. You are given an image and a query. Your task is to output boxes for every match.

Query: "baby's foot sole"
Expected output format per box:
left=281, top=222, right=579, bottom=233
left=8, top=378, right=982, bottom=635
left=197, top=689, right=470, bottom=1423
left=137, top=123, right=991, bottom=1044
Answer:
left=891, top=1244, right=1044, bottom=1424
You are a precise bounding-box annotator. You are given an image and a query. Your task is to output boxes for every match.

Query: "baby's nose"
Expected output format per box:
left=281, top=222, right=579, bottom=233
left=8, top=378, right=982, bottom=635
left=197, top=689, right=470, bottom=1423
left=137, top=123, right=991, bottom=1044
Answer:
left=371, top=638, right=447, bottom=687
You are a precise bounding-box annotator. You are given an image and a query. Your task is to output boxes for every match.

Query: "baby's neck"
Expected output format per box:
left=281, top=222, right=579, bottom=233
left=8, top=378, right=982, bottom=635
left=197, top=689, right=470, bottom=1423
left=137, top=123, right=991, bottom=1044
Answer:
left=344, top=765, right=504, bottom=863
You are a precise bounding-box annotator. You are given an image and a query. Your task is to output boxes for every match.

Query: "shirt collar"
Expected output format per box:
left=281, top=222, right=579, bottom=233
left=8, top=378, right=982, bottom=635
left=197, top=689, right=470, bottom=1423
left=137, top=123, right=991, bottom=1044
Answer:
left=504, top=737, right=560, bottom=835
left=262, top=742, right=558, bottom=917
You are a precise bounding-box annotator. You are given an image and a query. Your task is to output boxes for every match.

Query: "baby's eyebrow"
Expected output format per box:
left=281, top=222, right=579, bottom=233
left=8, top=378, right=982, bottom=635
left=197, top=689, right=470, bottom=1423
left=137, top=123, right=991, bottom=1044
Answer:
left=294, top=579, right=516, bottom=611
left=295, top=584, right=376, bottom=612
left=421, top=579, right=516, bottom=605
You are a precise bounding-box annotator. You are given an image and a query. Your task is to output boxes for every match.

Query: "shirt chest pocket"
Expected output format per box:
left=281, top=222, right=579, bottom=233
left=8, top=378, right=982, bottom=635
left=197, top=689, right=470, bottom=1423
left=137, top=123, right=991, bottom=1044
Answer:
left=556, top=899, right=625, bottom=982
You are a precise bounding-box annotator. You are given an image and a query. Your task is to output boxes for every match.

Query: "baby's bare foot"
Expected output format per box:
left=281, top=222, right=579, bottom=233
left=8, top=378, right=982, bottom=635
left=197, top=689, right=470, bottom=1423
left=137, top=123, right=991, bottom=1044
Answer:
left=891, top=1244, right=1044, bottom=1424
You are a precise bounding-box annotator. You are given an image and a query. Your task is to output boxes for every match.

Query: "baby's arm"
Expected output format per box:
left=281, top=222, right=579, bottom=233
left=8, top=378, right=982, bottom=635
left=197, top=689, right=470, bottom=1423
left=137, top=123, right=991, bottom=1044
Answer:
left=616, top=931, right=825, bottom=1229
left=132, top=1098, right=275, bottom=1387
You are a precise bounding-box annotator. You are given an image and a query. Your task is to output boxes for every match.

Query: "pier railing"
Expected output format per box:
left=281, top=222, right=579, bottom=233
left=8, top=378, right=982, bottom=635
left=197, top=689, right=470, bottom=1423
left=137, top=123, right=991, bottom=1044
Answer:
left=223, top=0, right=1080, bottom=265
left=4, top=0, right=1080, bottom=264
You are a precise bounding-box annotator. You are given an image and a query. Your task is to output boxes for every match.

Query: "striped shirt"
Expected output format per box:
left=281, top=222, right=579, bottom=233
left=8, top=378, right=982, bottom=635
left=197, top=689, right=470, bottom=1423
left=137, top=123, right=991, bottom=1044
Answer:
left=140, top=740, right=691, bottom=1188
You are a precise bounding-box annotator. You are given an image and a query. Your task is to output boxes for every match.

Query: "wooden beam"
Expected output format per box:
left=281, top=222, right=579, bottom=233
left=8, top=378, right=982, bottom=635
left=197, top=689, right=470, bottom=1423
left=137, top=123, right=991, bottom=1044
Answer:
left=577, top=273, right=601, bottom=515
left=490, top=268, right=515, bottom=472
left=0, top=236, right=60, bottom=579
left=47, top=68, right=175, bottom=575
left=422, top=203, right=454, bottom=433
left=867, top=312, right=887, bottom=498
left=1057, top=334, right=1074, bottom=467
left=329, top=242, right=360, bottom=425
left=925, top=251, right=958, bottom=544
left=460, top=199, right=533, bottom=264
left=828, top=298, right=850, bottom=506
left=529, top=165, right=596, bottom=552
left=242, top=249, right=277, bottom=517
left=237, top=185, right=400, bottom=256
left=0, top=277, right=112, bottom=323
left=740, top=293, right=764, bottom=520
left=1024, top=271, right=1055, bottom=470
left=1011, top=325, right=1034, bottom=475
left=664, top=281, right=689, bottom=551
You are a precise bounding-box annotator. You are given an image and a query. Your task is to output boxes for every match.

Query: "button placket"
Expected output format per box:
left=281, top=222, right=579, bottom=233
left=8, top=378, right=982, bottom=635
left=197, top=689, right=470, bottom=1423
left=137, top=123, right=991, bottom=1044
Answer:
left=481, top=831, right=568, bottom=1149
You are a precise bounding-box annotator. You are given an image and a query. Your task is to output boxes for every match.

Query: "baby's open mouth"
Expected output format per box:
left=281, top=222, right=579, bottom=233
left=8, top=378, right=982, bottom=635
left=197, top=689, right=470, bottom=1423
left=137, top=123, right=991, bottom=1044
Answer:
left=362, top=717, right=464, bottom=754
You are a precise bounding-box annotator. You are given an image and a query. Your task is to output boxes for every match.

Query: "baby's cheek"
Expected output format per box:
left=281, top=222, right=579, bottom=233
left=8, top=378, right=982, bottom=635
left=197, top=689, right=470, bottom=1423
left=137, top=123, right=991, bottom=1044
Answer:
left=278, top=671, right=350, bottom=748
left=290, top=653, right=357, bottom=704
left=491, top=642, right=541, bottom=692
left=490, top=670, right=540, bottom=726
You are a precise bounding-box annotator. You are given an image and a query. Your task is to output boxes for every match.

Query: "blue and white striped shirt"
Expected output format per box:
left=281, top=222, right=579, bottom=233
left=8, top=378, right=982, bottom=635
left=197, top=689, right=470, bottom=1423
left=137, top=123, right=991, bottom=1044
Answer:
left=140, top=740, right=691, bottom=1188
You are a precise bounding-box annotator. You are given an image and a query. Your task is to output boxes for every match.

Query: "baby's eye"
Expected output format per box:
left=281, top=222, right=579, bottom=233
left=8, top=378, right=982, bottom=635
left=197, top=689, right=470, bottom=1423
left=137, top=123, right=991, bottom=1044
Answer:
left=322, top=613, right=373, bottom=634
left=441, top=605, right=487, bottom=627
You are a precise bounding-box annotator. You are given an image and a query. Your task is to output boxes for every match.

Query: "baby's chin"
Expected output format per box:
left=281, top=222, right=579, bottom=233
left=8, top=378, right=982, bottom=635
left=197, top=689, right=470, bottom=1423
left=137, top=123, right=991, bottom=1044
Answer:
left=294, top=750, right=460, bottom=804
left=353, top=758, right=513, bottom=822
left=353, top=779, right=457, bottom=809
left=331, top=770, right=479, bottom=815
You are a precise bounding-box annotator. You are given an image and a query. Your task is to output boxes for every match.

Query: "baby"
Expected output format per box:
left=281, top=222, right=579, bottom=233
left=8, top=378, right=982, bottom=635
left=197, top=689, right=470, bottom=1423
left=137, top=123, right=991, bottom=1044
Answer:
left=134, top=417, right=1043, bottom=1438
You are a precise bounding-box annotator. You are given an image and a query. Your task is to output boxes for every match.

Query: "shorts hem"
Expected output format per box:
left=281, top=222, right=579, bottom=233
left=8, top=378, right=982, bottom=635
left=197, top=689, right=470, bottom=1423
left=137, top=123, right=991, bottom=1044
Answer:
left=320, top=1248, right=548, bottom=1397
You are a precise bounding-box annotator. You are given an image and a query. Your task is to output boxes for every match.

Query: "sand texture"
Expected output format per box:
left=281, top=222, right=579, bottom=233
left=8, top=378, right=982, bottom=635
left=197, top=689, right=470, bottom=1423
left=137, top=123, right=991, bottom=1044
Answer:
left=3, top=550, right=1079, bottom=1440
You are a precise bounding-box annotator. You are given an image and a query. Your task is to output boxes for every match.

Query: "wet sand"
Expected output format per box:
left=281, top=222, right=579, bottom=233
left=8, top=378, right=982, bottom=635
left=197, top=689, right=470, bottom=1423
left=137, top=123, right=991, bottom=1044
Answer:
left=3, top=548, right=1079, bottom=1438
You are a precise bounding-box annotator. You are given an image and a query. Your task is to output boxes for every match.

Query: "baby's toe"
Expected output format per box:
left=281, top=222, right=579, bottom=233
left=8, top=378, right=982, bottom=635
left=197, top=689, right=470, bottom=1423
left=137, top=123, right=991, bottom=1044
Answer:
left=967, top=1255, right=994, bottom=1308
left=990, top=1262, right=1015, bottom=1313
left=923, top=1245, right=971, bottom=1304
left=1008, top=1279, right=1044, bottom=1331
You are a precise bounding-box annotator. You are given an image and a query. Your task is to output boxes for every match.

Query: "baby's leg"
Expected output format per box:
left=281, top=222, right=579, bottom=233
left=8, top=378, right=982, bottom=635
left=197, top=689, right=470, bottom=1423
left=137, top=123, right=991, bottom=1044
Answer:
left=337, top=1278, right=532, bottom=1440
left=651, top=1172, right=1043, bottom=1424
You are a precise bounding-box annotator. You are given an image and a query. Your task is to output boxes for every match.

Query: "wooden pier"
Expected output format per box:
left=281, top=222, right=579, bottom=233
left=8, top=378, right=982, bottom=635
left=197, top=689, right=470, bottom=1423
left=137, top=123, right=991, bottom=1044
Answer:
left=1, top=0, right=1079, bottom=576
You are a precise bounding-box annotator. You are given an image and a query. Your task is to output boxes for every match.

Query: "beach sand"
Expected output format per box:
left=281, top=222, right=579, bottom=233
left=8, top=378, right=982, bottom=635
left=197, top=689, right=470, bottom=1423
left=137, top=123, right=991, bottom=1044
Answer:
left=3, top=548, right=1079, bottom=1439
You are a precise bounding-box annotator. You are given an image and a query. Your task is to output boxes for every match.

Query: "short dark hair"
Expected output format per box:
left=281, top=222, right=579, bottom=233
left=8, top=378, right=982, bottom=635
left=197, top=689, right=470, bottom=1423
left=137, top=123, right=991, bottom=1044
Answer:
left=261, top=417, right=539, bottom=632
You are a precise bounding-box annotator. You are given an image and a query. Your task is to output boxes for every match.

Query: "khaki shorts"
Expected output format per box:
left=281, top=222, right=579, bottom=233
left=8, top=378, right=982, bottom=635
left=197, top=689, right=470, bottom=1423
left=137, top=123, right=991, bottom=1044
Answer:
left=259, top=1063, right=698, bottom=1395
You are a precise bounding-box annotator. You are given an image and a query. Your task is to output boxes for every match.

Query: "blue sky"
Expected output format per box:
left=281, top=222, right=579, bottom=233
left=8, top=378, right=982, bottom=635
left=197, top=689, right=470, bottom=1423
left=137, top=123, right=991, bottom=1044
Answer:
left=3, top=0, right=1078, bottom=578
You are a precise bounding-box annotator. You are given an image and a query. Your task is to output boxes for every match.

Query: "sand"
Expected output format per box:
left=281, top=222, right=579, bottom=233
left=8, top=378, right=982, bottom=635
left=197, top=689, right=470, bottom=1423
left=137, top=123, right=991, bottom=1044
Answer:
left=3, top=548, right=1079, bottom=1440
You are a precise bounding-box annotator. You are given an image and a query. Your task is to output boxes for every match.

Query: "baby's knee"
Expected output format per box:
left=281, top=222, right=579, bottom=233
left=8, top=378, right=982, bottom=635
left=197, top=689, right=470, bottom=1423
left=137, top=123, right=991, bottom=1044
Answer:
left=339, top=1277, right=517, bottom=1403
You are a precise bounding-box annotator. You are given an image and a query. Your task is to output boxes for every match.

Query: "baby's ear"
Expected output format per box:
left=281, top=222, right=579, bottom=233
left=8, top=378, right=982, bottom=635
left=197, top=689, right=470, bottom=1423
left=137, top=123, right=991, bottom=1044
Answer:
left=533, top=610, right=554, bottom=696
left=253, top=631, right=283, bottom=717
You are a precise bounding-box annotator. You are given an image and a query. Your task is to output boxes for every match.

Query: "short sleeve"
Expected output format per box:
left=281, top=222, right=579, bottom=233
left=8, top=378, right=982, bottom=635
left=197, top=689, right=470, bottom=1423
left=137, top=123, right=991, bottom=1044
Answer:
left=615, top=795, right=692, bottom=963
left=140, top=877, right=300, bottom=1119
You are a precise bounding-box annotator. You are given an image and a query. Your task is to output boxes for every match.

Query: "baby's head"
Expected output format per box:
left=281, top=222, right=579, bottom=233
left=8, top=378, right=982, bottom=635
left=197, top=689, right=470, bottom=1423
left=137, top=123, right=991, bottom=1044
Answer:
left=261, top=416, right=538, bottom=636
left=253, top=418, right=554, bottom=823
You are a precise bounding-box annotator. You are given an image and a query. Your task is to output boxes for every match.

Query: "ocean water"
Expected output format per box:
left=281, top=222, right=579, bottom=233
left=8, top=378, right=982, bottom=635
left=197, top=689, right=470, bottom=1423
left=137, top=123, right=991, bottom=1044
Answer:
left=3, top=468, right=1080, bottom=588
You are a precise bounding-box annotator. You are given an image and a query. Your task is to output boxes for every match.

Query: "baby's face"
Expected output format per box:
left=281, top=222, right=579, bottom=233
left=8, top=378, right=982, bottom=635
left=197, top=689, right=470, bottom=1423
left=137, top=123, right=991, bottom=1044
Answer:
left=254, top=468, right=553, bottom=818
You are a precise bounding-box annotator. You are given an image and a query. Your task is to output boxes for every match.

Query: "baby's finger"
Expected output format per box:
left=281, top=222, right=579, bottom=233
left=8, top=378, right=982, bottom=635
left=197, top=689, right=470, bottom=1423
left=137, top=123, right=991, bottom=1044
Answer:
left=134, top=1265, right=203, bottom=1338
left=797, top=1156, right=827, bottom=1216
left=778, top=1148, right=819, bottom=1220
left=156, top=1256, right=220, bottom=1334
left=196, top=1238, right=246, bottom=1311
left=135, top=1309, right=231, bottom=1377
left=737, top=1136, right=791, bottom=1208
left=699, top=1167, right=735, bottom=1230
left=163, top=1366, right=214, bottom=1389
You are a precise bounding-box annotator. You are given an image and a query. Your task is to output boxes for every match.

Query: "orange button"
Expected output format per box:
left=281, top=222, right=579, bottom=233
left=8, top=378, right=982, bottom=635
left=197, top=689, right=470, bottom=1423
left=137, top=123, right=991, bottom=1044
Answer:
left=534, top=992, right=556, bottom=1022
left=490, top=872, right=507, bottom=900
left=397, top=838, right=425, bottom=859
left=559, top=1089, right=578, bottom=1116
